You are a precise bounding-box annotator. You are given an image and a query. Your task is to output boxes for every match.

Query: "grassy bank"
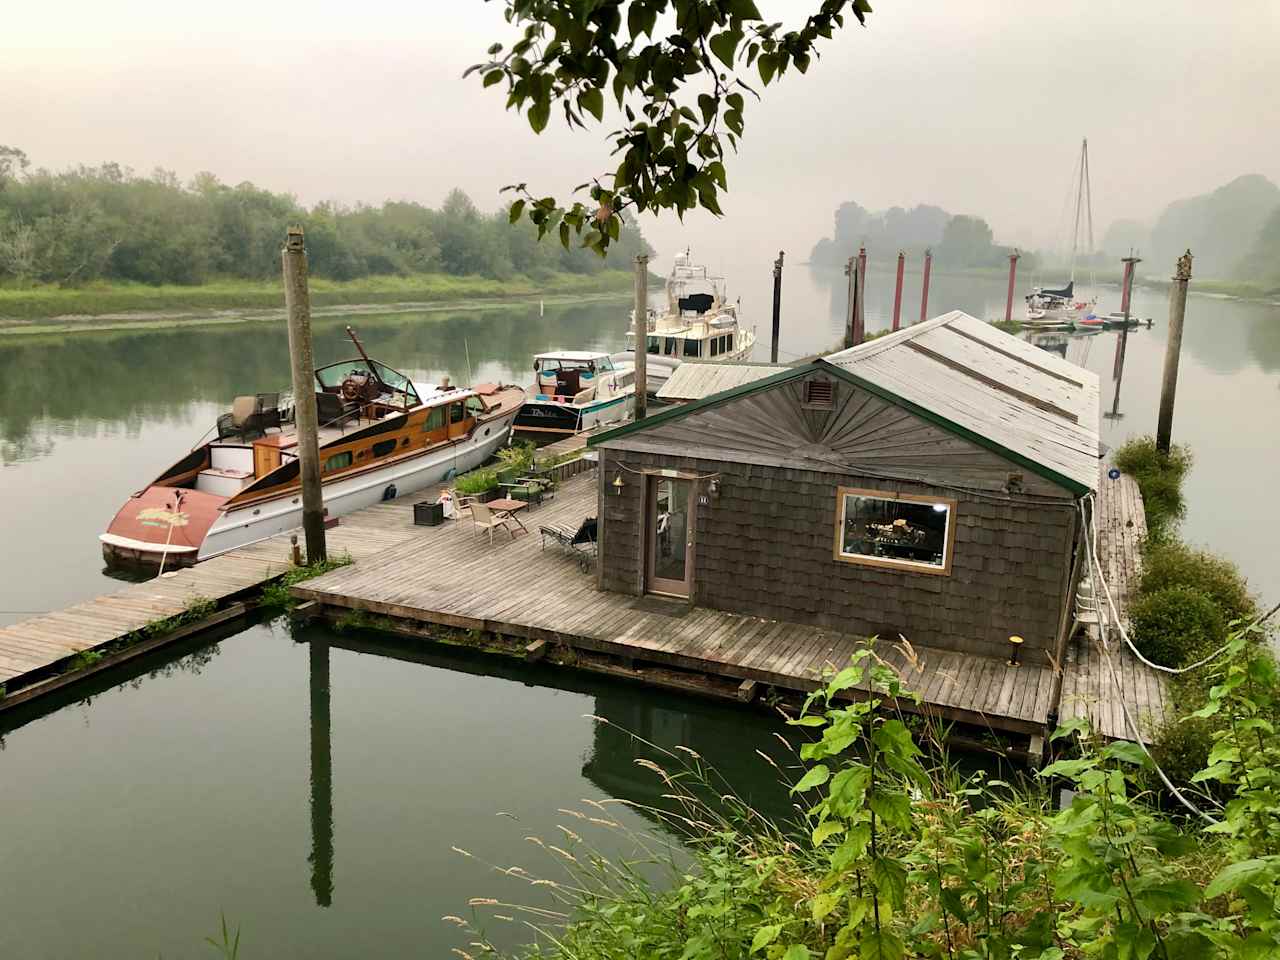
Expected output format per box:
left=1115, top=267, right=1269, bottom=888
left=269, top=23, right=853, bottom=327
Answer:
left=0, top=269, right=636, bottom=324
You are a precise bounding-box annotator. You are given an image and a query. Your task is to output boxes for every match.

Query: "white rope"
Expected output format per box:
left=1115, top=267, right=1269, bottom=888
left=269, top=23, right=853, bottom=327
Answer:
left=1075, top=497, right=1219, bottom=824
left=1082, top=491, right=1234, bottom=676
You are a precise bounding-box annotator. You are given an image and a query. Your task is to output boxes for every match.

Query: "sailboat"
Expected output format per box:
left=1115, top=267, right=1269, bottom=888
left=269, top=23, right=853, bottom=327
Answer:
left=1026, top=138, right=1099, bottom=328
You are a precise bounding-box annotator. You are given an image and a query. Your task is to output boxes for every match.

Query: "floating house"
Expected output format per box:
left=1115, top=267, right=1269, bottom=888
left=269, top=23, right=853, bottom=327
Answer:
left=589, top=311, right=1101, bottom=668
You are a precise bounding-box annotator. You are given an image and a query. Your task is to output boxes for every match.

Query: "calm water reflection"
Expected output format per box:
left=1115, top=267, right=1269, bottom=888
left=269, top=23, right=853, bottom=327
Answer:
left=0, top=269, right=1275, bottom=957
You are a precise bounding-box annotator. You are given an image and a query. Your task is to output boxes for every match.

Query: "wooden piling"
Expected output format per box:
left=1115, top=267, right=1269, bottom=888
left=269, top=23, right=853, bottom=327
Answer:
left=282, top=227, right=326, bottom=564
left=852, top=246, right=867, bottom=345
left=770, top=251, right=784, bottom=363
left=1156, top=250, right=1192, bottom=454
left=633, top=255, right=648, bottom=421
left=891, top=251, right=905, bottom=331
left=1004, top=250, right=1020, bottom=324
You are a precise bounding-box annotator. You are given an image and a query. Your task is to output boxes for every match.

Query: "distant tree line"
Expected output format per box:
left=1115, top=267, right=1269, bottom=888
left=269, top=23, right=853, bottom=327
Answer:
left=0, top=146, right=653, bottom=287
left=809, top=200, right=1039, bottom=272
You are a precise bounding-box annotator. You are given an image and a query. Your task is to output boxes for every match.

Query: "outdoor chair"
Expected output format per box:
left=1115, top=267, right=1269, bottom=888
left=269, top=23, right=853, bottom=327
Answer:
left=539, top=517, right=597, bottom=571
left=469, top=500, right=517, bottom=546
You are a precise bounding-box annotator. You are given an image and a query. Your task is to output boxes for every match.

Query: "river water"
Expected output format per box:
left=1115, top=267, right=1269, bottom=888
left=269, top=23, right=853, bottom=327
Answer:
left=0, top=265, right=1275, bottom=957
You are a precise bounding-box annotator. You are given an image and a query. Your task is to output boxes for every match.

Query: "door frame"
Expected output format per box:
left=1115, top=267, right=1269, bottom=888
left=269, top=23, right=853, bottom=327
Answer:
left=644, top=472, right=696, bottom=599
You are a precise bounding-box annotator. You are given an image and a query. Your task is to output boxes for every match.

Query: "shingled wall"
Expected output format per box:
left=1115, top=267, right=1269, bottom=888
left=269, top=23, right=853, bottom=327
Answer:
left=597, top=446, right=1078, bottom=664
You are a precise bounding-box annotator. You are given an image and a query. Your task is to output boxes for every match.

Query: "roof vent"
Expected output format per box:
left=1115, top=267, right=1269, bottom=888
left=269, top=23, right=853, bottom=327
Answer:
left=802, top=379, right=835, bottom=409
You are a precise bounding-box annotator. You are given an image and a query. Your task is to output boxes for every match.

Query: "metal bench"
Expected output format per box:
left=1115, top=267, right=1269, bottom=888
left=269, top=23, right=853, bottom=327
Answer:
left=539, top=517, right=597, bottom=572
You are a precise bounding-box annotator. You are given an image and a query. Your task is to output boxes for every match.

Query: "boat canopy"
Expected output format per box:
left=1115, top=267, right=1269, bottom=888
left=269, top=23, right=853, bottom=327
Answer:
left=1039, top=281, right=1073, bottom=299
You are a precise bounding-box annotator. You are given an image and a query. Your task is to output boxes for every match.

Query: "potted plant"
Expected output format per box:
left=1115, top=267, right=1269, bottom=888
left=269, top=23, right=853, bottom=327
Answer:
left=495, top=442, right=534, bottom=487
left=455, top=467, right=500, bottom=503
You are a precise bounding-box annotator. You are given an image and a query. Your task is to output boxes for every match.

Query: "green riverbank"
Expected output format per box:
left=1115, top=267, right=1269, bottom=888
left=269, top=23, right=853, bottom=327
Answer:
left=0, top=269, right=636, bottom=334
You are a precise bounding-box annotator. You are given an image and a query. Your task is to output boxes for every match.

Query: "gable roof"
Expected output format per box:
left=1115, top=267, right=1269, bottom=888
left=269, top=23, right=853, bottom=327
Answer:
left=655, top=361, right=784, bottom=402
left=591, top=310, right=1100, bottom=495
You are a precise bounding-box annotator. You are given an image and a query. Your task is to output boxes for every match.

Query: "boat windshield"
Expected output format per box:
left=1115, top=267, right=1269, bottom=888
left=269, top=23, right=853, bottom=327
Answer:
left=314, top=358, right=420, bottom=406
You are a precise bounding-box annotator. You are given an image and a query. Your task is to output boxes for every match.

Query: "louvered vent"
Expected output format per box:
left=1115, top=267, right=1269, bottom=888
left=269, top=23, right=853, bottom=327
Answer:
left=803, top=379, right=835, bottom=409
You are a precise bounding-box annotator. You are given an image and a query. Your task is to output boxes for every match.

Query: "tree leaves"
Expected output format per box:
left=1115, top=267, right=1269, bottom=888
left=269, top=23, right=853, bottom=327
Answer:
left=466, top=0, right=871, bottom=253
left=1204, top=858, right=1275, bottom=899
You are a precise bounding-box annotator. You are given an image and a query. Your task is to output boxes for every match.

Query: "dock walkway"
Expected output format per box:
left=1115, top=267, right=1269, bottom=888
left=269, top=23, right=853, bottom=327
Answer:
left=1057, top=471, right=1168, bottom=741
left=0, top=500, right=423, bottom=697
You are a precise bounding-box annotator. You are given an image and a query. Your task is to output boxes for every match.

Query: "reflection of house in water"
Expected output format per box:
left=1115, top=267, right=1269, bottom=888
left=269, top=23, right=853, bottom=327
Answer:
left=579, top=688, right=797, bottom=830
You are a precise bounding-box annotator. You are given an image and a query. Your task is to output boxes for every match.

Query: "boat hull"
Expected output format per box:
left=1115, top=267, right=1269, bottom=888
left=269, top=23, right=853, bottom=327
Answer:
left=514, top=393, right=634, bottom=437
left=101, top=412, right=517, bottom=569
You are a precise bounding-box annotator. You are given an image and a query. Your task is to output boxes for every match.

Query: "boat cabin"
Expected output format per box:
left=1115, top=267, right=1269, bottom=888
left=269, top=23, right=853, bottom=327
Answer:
left=534, top=352, right=623, bottom=404
left=589, top=311, right=1101, bottom=668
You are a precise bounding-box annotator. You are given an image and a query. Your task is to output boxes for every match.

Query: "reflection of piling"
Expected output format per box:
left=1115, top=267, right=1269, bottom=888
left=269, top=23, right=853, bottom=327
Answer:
left=770, top=251, right=784, bottom=362
left=1113, top=254, right=1141, bottom=383
left=1156, top=251, right=1192, bottom=454
left=309, top=638, right=334, bottom=907
left=891, top=251, right=905, bottom=331
left=919, top=248, right=932, bottom=324
left=1004, top=250, right=1020, bottom=324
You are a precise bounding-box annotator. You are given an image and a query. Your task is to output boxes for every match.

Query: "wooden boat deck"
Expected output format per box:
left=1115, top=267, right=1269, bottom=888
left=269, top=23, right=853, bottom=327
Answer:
left=295, top=471, right=1060, bottom=737
left=0, top=501, right=424, bottom=694
left=1057, top=470, right=1168, bottom=741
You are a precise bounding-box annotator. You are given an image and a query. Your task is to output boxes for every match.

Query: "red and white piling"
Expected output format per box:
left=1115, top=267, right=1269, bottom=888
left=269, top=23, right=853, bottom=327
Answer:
left=919, top=248, right=932, bottom=324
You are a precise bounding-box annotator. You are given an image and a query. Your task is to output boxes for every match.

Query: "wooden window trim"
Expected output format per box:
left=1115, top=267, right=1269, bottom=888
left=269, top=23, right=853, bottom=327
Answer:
left=832, top=485, right=957, bottom=576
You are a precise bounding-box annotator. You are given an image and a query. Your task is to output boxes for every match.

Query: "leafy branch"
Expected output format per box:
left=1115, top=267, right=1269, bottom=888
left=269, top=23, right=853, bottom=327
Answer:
left=466, top=0, right=872, bottom=253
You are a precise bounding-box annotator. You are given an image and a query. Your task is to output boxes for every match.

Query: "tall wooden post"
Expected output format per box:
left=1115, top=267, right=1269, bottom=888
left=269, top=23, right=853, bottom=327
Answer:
left=1004, top=250, right=1020, bottom=324
left=919, top=248, right=933, bottom=324
left=1114, top=254, right=1141, bottom=381
left=852, top=245, right=867, bottom=345
left=633, top=255, right=648, bottom=421
left=770, top=251, right=784, bottom=362
left=844, top=255, right=855, bottom=347
left=282, top=227, right=326, bottom=564
left=891, top=251, right=905, bottom=331
left=309, top=637, right=333, bottom=907
left=1156, top=250, right=1192, bottom=454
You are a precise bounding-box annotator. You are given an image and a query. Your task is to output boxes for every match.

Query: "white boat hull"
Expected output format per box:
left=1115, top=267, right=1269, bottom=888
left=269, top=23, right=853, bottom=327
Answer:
left=195, top=414, right=516, bottom=560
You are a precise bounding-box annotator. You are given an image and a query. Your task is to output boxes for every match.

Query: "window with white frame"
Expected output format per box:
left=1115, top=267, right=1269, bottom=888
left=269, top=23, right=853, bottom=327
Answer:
left=834, top=487, right=955, bottom=574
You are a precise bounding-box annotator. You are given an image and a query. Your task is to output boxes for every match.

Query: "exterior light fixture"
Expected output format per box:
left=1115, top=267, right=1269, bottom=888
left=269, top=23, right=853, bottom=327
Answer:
left=611, top=472, right=625, bottom=494
left=1008, top=635, right=1024, bottom=666
left=708, top=477, right=720, bottom=499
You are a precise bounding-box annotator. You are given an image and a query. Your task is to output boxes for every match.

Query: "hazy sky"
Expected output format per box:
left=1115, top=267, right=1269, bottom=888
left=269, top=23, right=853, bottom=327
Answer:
left=4, top=1, right=1278, bottom=265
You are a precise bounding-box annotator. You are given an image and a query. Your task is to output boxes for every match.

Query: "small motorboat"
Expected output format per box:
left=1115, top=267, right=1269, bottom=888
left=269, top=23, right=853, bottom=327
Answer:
left=1098, top=311, right=1150, bottom=329
left=101, top=327, right=525, bottom=569
left=1073, top=314, right=1105, bottom=331
left=514, top=351, right=636, bottom=437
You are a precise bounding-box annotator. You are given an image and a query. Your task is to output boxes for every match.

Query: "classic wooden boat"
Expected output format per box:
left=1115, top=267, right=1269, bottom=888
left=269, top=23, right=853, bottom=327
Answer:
left=101, top=328, right=525, bottom=569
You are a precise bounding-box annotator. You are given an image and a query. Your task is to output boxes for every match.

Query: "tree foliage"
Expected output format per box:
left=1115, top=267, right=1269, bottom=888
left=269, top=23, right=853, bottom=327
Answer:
left=0, top=160, right=652, bottom=287
left=468, top=0, right=871, bottom=254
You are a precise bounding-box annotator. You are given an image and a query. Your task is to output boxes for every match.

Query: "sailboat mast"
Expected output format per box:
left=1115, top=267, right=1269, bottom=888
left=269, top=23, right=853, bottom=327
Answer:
left=1070, top=138, right=1086, bottom=284
left=1082, top=138, right=1094, bottom=259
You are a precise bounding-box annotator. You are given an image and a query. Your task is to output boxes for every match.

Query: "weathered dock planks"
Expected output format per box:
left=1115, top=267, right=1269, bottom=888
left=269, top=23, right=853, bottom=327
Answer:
left=294, top=471, right=1061, bottom=737
left=1057, top=470, right=1168, bottom=741
left=0, top=499, right=426, bottom=696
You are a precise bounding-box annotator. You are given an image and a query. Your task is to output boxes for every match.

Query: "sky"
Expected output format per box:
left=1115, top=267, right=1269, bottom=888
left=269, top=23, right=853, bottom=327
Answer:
left=4, top=0, right=1278, bottom=266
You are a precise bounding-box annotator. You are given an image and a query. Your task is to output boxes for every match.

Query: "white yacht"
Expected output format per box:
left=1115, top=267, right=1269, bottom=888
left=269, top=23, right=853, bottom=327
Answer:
left=622, top=251, right=757, bottom=395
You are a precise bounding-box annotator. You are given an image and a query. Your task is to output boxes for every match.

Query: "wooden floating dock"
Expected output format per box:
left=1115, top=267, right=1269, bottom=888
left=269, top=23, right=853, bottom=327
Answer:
left=1, top=435, right=1166, bottom=749
left=292, top=467, right=1165, bottom=745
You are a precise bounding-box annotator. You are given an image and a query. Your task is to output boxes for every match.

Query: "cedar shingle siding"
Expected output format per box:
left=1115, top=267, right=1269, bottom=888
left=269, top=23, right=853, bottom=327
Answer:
left=597, top=374, right=1082, bottom=664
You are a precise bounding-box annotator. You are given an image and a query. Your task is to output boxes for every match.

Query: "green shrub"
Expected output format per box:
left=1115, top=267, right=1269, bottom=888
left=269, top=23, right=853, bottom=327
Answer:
left=1129, top=585, right=1226, bottom=667
left=1141, top=540, right=1257, bottom=625
left=454, top=467, right=498, bottom=495
left=1148, top=705, right=1216, bottom=790
left=1113, top=436, right=1193, bottom=540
